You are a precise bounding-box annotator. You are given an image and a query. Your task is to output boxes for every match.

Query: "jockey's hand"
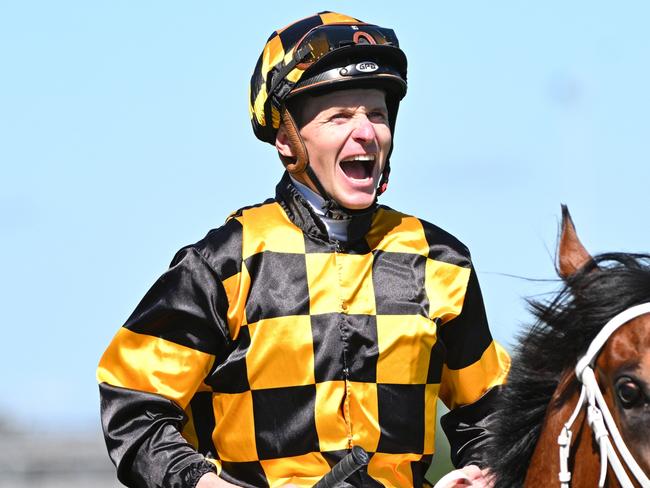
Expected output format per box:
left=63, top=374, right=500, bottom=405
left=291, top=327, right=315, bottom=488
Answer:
left=196, top=472, right=239, bottom=487
left=196, top=472, right=300, bottom=487
left=434, top=465, right=495, bottom=488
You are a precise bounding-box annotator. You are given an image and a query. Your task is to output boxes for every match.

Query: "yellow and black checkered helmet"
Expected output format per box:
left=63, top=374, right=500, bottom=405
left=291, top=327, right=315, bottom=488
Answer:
left=250, top=11, right=408, bottom=145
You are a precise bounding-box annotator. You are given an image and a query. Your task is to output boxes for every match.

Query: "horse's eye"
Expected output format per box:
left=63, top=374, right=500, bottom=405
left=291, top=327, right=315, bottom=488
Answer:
left=615, top=377, right=643, bottom=408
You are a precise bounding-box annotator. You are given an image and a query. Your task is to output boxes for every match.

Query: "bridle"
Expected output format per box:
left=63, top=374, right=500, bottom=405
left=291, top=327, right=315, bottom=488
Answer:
left=558, top=303, right=650, bottom=488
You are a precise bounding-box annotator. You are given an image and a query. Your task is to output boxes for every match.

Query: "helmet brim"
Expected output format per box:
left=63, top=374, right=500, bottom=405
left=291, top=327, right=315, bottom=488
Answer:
left=288, top=43, right=407, bottom=100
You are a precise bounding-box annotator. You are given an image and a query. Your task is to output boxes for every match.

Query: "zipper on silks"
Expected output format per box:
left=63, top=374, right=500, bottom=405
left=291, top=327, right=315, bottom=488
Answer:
left=332, top=239, right=354, bottom=450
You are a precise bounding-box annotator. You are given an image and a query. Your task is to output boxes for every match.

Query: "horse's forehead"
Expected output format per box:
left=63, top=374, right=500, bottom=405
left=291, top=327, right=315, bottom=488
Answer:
left=599, top=314, right=650, bottom=373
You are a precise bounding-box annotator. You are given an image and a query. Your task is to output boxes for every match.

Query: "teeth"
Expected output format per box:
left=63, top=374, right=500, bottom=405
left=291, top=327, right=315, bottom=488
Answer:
left=342, top=154, right=375, bottom=162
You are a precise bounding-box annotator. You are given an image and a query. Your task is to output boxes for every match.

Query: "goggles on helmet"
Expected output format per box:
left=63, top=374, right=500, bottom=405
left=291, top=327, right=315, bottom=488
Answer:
left=269, top=23, right=403, bottom=98
left=293, top=23, right=400, bottom=69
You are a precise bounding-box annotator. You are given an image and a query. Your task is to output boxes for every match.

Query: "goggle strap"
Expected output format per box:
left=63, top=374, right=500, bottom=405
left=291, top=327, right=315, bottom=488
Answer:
left=270, top=59, right=301, bottom=104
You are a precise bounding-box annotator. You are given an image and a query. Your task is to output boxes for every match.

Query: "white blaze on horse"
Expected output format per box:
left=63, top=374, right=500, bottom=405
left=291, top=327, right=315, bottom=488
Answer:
left=486, top=206, right=650, bottom=487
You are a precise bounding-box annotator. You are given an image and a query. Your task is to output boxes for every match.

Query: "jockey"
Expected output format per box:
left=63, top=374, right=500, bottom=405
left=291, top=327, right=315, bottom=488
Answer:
left=97, top=11, right=510, bottom=488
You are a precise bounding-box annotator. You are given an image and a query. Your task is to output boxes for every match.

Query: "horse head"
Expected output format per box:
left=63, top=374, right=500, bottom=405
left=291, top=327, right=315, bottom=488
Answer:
left=486, top=206, right=650, bottom=487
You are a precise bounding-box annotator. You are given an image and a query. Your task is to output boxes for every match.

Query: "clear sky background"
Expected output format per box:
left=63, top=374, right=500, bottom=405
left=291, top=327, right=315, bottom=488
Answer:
left=1, top=1, right=649, bottom=434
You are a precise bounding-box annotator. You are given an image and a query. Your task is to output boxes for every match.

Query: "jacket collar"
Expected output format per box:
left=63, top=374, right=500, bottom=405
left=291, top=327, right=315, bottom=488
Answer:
left=275, top=172, right=376, bottom=245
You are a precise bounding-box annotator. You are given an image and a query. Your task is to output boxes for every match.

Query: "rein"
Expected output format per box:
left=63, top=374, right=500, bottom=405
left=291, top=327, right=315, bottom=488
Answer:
left=558, top=302, right=650, bottom=488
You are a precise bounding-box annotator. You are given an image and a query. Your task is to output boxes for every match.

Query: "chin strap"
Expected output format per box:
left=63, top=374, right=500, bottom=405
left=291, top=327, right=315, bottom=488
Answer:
left=280, top=109, right=333, bottom=208
left=377, top=162, right=390, bottom=196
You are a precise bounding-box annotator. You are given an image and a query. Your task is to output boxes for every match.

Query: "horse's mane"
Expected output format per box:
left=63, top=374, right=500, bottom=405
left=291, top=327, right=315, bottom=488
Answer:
left=486, top=252, right=650, bottom=488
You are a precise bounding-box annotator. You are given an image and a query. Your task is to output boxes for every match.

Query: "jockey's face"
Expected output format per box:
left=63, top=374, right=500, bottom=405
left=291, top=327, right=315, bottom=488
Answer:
left=285, top=88, right=392, bottom=210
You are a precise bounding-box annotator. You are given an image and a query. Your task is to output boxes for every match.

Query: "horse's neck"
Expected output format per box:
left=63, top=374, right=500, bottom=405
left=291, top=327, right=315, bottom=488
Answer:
left=525, top=369, right=606, bottom=487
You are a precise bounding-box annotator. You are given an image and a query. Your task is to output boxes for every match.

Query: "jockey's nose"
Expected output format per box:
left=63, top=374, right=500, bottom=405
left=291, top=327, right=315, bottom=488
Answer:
left=351, top=115, right=375, bottom=145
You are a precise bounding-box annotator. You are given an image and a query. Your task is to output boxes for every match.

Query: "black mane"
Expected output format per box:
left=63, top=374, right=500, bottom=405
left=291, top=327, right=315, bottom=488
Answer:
left=486, top=252, right=650, bottom=487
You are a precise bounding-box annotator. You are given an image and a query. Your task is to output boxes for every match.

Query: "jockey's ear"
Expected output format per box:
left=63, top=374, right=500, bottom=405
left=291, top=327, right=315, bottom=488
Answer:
left=557, top=204, right=593, bottom=279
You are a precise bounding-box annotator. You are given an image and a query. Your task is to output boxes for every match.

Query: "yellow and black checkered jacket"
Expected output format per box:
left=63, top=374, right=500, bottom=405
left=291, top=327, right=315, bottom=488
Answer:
left=98, top=173, right=510, bottom=488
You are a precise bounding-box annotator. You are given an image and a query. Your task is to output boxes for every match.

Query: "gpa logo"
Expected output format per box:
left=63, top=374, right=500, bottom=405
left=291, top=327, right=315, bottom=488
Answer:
left=356, top=61, right=378, bottom=73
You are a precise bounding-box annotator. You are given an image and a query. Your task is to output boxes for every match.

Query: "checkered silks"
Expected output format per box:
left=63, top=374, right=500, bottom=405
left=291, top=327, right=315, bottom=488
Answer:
left=98, top=196, right=509, bottom=487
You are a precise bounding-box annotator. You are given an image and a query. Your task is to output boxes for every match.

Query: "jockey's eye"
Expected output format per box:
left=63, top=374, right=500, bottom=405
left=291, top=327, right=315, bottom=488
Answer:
left=615, top=377, right=643, bottom=408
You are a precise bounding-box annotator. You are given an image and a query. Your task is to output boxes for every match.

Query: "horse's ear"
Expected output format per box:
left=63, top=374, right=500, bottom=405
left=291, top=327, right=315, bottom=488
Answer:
left=558, top=205, right=593, bottom=279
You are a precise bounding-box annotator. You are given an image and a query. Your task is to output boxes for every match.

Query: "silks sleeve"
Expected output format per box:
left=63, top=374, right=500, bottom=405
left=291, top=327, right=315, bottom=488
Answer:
left=97, top=246, right=230, bottom=487
left=437, top=266, right=510, bottom=468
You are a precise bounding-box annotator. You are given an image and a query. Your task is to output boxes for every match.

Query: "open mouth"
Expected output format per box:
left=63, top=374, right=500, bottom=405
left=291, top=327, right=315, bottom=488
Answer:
left=340, top=154, right=375, bottom=180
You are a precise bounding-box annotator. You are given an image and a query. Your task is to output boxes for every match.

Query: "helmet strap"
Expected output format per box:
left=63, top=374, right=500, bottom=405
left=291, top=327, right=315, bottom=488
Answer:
left=279, top=108, right=339, bottom=215
left=377, top=161, right=391, bottom=196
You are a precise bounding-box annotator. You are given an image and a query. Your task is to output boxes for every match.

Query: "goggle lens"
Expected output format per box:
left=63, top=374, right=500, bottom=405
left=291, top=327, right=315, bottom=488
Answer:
left=295, top=24, right=399, bottom=68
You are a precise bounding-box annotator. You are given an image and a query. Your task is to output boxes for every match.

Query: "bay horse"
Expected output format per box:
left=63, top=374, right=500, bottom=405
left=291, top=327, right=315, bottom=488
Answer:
left=486, top=206, right=650, bottom=487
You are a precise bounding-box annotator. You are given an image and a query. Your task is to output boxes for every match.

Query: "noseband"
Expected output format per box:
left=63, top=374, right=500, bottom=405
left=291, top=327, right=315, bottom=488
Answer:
left=558, top=303, right=650, bottom=488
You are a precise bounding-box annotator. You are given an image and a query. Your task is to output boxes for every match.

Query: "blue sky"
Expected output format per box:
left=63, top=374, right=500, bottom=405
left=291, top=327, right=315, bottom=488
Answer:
left=1, top=1, right=649, bottom=432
